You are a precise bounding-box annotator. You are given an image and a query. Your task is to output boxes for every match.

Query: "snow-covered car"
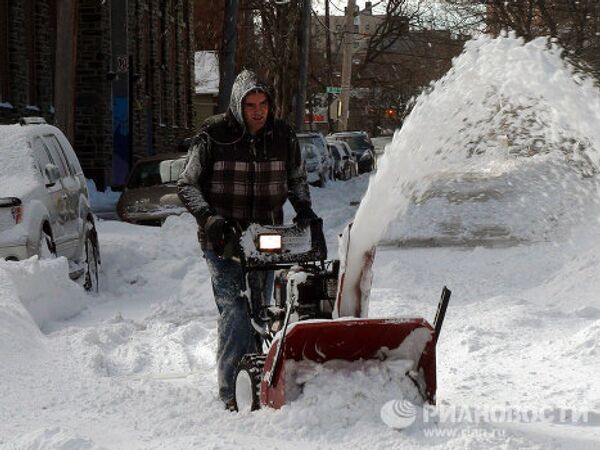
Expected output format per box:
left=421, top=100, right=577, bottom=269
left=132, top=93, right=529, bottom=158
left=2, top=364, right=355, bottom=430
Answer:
left=117, top=153, right=188, bottom=226
left=297, top=132, right=331, bottom=185
left=329, top=131, right=377, bottom=173
left=300, top=143, right=326, bottom=186
left=327, top=141, right=354, bottom=180
left=0, top=118, right=100, bottom=291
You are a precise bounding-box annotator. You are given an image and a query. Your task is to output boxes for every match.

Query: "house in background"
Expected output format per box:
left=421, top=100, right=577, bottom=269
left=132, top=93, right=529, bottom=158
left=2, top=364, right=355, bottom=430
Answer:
left=193, top=51, right=219, bottom=129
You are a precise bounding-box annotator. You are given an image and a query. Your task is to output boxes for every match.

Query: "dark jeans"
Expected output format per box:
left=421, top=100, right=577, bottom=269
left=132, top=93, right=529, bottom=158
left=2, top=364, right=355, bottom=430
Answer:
left=204, top=250, right=273, bottom=403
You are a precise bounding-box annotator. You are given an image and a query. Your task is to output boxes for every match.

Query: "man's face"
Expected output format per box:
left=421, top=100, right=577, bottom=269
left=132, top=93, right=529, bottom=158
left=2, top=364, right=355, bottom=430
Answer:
left=242, top=91, right=269, bottom=135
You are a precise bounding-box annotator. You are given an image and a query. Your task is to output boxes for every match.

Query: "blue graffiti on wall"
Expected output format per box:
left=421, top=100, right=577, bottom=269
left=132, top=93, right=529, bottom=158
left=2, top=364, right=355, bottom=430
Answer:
left=112, top=96, right=130, bottom=186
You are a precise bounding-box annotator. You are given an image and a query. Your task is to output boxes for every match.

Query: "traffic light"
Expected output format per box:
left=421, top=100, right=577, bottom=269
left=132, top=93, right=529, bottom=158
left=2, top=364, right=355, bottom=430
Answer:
left=385, top=108, right=397, bottom=118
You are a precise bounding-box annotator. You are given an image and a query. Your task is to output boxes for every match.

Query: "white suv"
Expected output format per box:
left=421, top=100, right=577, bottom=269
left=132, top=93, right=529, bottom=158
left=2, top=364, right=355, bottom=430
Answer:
left=0, top=118, right=100, bottom=292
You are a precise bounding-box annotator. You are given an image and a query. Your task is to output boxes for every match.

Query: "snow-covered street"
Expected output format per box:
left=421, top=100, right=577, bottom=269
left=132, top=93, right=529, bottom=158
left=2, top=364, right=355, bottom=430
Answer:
left=2, top=34, right=600, bottom=448
left=1, top=173, right=599, bottom=449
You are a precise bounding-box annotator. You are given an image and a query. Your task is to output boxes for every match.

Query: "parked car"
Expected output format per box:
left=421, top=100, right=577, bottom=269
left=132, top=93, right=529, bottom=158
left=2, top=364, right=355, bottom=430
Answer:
left=300, top=143, right=327, bottom=186
left=297, top=131, right=332, bottom=185
left=328, top=131, right=377, bottom=173
left=0, top=117, right=100, bottom=292
left=340, top=140, right=360, bottom=177
left=326, top=141, right=354, bottom=180
left=117, top=153, right=188, bottom=226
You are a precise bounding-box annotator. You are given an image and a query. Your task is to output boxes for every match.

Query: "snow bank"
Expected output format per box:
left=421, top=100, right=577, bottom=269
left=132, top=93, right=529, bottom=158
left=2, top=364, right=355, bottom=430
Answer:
left=563, top=320, right=600, bottom=357
left=0, top=257, right=88, bottom=330
left=11, top=427, right=98, bottom=450
left=0, top=263, right=45, bottom=358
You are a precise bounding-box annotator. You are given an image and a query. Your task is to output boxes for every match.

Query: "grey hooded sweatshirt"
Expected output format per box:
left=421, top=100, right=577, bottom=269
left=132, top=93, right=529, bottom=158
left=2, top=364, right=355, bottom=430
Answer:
left=177, top=70, right=312, bottom=249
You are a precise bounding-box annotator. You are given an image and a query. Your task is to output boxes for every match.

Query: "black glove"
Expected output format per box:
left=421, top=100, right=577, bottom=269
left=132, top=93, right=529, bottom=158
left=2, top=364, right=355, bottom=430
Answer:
left=204, top=215, right=228, bottom=256
left=293, top=207, right=319, bottom=228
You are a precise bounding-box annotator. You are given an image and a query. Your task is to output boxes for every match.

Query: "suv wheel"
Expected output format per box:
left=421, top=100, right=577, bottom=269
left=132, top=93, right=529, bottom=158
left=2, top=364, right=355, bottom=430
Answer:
left=83, top=223, right=100, bottom=293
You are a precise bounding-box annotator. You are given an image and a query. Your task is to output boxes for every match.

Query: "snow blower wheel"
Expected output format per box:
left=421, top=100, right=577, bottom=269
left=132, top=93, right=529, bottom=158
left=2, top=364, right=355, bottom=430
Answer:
left=234, top=354, right=265, bottom=412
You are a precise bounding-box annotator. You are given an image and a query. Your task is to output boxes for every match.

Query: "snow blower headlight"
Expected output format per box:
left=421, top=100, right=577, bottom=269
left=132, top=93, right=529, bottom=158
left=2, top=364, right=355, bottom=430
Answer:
left=258, top=233, right=282, bottom=252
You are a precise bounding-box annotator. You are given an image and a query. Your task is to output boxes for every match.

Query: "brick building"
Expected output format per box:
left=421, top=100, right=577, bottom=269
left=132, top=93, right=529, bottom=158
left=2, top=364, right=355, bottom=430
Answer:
left=0, top=0, right=194, bottom=190
left=0, top=1, right=56, bottom=124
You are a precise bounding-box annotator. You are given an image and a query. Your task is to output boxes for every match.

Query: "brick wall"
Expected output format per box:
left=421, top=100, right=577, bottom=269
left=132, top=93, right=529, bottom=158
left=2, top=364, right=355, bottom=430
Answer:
left=74, top=0, right=194, bottom=190
left=0, top=1, right=55, bottom=124
left=75, top=0, right=112, bottom=190
left=131, top=0, right=194, bottom=163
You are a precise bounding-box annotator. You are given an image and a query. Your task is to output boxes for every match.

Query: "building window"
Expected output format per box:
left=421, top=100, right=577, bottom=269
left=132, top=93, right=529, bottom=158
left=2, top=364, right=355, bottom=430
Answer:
left=48, top=0, right=56, bottom=108
left=169, top=17, right=176, bottom=126
left=25, top=0, right=37, bottom=107
left=0, top=0, right=9, bottom=103
left=144, top=9, right=151, bottom=94
left=181, top=1, right=190, bottom=129
left=159, top=4, right=167, bottom=126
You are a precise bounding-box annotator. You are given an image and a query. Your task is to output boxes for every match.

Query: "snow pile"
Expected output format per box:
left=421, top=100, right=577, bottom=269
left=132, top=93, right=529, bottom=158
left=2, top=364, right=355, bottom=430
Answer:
left=343, top=34, right=600, bottom=315
left=0, top=257, right=88, bottom=330
left=561, top=320, right=600, bottom=357
left=12, top=427, right=98, bottom=450
left=283, top=359, right=421, bottom=422
left=0, top=262, right=46, bottom=358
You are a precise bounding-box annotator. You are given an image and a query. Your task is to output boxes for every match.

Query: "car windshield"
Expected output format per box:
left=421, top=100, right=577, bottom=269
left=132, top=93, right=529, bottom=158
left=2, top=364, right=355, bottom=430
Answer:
left=301, top=144, right=318, bottom=160
left=329, top=145, right=341, bottom=160
left=298, top=135, right=325, bottom=153
left=335, top=135, right=371, bottom=154
left=128, top=158, right=186, bottom=188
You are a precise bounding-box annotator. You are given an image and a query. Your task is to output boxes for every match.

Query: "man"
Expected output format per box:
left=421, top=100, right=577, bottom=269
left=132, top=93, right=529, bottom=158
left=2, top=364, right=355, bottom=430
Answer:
left=177, top=69, right=318, bottom=410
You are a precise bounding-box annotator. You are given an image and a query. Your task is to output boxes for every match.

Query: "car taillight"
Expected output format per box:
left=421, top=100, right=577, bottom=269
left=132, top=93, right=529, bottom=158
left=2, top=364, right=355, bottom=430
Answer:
left=11, top=206, right=23, bottom=224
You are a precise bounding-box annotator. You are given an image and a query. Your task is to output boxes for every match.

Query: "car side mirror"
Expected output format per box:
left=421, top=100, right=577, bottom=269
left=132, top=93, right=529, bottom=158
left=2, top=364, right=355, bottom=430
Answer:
left=45, top=164, right=61, bottom=187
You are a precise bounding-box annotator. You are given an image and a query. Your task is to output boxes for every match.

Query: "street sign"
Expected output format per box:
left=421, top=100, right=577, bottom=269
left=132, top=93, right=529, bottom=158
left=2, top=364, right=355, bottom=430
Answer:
left=326, top=86, right=342, bottom=94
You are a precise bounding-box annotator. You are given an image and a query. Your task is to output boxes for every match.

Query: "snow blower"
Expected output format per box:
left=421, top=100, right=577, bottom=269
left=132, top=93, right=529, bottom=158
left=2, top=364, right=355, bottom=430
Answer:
left=232, top=220, right=451, bottom=412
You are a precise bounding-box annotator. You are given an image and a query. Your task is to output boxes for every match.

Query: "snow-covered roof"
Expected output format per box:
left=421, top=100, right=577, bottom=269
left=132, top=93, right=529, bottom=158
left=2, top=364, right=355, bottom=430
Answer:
left=194, top=51, right=220, bottom=95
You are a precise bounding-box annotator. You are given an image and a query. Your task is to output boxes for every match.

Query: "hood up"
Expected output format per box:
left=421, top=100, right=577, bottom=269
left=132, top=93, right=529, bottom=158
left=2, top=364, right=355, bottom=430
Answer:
left=229, top=69, right=273, bottom=132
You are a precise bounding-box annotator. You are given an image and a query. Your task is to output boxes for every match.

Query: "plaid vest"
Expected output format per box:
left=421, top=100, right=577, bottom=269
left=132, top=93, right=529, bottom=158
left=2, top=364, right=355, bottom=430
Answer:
left=201, top=120, right=291, bottom=226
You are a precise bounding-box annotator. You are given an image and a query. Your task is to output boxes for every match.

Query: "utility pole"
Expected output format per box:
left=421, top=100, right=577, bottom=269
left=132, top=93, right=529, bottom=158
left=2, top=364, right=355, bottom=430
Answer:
left=325, top=0, right=335, bottom=132
left=218, top=0, right=240, bottom=113
left=295, top=0, right=312, bottom=131
left=339, top=0, right=355, bottom=131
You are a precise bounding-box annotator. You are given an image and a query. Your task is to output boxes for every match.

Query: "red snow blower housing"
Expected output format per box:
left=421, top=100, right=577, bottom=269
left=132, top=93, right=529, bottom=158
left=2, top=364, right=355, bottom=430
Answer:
left=232, top=220, right=451, bottom=412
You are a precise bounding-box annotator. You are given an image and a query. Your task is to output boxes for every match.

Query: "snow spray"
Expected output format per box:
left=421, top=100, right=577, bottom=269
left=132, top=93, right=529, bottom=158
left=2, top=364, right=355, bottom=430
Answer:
left=337, top=33, right=600, bottom=317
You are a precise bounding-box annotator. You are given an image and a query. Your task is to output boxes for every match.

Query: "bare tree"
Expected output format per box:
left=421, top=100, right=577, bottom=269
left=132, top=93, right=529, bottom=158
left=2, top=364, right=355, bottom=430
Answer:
left=309, top=0, right=466, bottom=133
left=243, top=0, right=304, bottom=121
left=445, top=1, right=600, bottom=77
